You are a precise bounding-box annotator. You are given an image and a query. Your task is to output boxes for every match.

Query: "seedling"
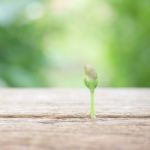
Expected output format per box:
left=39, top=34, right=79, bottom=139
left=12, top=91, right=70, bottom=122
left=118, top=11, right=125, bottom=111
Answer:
left=84, top=64, right=98, bottom=119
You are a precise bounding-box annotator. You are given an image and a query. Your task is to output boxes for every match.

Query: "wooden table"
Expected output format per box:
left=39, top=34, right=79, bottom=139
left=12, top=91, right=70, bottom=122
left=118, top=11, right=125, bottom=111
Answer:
left=0, top=88, right=150, bottom=150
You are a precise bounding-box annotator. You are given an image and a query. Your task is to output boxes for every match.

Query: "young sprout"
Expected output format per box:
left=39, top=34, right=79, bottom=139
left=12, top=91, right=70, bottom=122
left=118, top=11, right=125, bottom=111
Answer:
left=84, top=64, right=98, bottom=119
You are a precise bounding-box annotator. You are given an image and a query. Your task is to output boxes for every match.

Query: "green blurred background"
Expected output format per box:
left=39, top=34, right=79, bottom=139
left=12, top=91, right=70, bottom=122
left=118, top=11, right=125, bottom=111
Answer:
left=0, top=0, right=150, bottom=87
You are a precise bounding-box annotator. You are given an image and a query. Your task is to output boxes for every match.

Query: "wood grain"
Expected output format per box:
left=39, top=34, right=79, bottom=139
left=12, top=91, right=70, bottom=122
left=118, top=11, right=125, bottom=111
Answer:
left=0, top=88, right=150, bottom=150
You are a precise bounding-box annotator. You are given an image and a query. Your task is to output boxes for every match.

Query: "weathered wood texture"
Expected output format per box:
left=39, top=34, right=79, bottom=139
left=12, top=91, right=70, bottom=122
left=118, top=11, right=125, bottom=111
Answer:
left=0, top=88, right=150, bottom=150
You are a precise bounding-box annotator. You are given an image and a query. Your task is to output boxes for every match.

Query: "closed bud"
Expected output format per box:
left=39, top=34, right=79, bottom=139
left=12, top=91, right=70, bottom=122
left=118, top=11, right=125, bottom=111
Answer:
left=84, top=64, right=97, bottom=80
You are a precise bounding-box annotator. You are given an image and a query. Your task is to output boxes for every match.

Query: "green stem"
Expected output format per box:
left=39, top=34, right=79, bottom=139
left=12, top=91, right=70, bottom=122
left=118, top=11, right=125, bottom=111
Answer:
left=90, top=89, right=96, bottom=119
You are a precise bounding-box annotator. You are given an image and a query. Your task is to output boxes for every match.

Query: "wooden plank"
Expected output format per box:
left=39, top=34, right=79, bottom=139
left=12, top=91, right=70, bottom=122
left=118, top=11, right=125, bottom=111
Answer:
left=0, top=88, right=150, bottom=150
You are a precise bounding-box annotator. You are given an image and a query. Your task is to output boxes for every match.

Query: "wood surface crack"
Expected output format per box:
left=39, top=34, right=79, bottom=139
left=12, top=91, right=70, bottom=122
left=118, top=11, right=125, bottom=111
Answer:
left=0, top=114, right=150, bottom=119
